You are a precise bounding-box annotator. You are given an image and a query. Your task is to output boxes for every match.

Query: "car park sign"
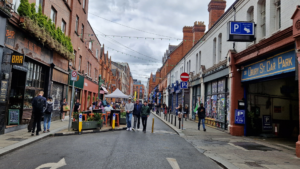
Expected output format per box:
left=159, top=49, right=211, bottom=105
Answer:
left=227, top=21, right=255, bottom=42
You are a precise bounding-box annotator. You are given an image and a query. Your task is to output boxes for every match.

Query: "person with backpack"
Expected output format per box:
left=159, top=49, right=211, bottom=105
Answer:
left=141, top=101, right=150, bottom=133
left=43, top=97, right=53, bottom=133
left=31, top=91, right=46, bottom=136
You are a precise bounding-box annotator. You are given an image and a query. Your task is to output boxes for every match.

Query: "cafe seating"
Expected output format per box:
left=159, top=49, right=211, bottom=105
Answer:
left=106, top=111, right=111, bottom=126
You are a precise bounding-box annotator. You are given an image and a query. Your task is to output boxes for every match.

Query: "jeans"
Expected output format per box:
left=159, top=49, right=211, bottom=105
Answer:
left=126, top=113, right=132, bottom=128
left=142, top=116, right=148, bottom=131
left=133, top=115, right=140, bottom=129
left=32, top=114, right=42, bottom=134
left=43, top=114, right=52, bottom=131
left=198, top=118, right=206, bottom=130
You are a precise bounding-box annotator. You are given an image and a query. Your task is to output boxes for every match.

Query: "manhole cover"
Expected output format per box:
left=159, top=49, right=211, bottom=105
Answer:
left=245, top=162, right=263, bottom=167
left=232, top=142, right=280, bottom=151
left=6, top=138, right=26, bottom=141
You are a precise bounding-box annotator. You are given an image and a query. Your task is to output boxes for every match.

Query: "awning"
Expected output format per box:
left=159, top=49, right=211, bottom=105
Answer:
left=101, top=86, right=108, bottom=93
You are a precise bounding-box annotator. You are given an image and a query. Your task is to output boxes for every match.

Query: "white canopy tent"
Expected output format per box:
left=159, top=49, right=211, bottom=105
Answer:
left=104, top=88, right=129, bottom=98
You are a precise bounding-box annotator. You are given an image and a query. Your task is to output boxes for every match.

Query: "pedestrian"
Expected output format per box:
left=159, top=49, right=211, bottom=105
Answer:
left=73, top=99, right=81, bottom=113
left=92, top=100, right=97, bottom=110
left=31, top=91, right=46, bottom=136
left=88, top=104, right=93, bottom=111
left=43, top=97, right=53, bottom=133
left=197, top=103, right=206, bottom=131
left=176, top=104, right=183, bottom=120
left=133, top=100, right=142, bottom=130
left=28, top=92, right=39, bottom=132
left=125, top=97, right=134, bottom=131
left=141, top=101, right=150, bottom=133
left=61, top=98, right=68, bottom=121
left=104, top=104, right=114, bottom=124
left=184, top=104, right=189, bottom=121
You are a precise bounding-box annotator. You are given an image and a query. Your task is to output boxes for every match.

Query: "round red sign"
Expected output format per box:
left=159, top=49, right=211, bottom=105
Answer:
left=180, top=72, right=189, bottom=82
left=72, top=71, right=77, bottom=77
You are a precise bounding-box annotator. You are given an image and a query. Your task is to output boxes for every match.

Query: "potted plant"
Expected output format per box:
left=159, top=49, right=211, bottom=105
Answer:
left=71, top=112, right=103, bottom=130
left=120, top=112, right=127, bottom=125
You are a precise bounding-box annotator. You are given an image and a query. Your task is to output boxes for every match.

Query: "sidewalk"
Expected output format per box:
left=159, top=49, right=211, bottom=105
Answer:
left=0, top=118, right=69, bottom=156
left=152, top=111, right=300, bottom=169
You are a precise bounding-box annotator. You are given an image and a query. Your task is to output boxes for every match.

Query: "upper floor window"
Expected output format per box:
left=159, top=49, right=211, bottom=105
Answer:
left=196, top=54, right=198, bottom=74
left=247, top=6, right=254, bottom=22
left=13, top=0, right=20, bottom=13
left=78, top=55, right=82, bottom=71
left=81, top=24, right=84, bottom=40
left=259, top=0, right=266, bottom=37
left=75, top=16, right=79, bottom=33
left=199, top=51, right=201, bottom=72
left=35, top=0, right=43, bottom=12
left=218, top=33, right=222, bottom=62
left=83, top=0, right=86, bottom=10
left=275, top=0, right=281, bottom=30
left=50, top=7, right=57, bottom=24
left=189, top=60, right=191, bottom=74
left=96, top=49, right=99, bottom=59
left=213, top=38, right=217, bottom=64
left=187, top=62, right=189, bottom=74
left=61, top=20, right=66, bottom=34
left=89, top=41, right=92, bottom=50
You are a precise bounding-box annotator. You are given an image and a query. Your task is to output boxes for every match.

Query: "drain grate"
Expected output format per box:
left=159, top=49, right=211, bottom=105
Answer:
left=245, top=162, right=264, bottom=168
left=6, top=137, right=26, bottom=141
left=232, top=142, right=280, bottom=151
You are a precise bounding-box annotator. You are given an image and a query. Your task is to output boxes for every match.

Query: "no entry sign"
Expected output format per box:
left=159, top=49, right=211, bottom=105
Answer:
left=180, top=72, right=189, bottom=82
left=71, top=71, right=77, bottom=81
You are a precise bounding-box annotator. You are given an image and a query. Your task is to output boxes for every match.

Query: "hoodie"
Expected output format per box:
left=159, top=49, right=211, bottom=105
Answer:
left=45, top=100, right=54, bottom=114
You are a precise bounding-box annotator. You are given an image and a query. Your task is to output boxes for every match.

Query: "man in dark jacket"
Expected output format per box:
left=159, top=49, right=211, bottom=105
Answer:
left=31, top=91, right=47, bottom=136
left=133, top=100, right=142, bottom=130
left=141, top=101, right=150, bottom=133
left=197, top=103, right=206, bottom=131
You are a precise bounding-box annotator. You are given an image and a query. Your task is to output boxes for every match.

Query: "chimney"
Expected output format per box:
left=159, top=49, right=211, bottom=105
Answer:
left=193, top=21, right=206, bottom=46
left=182, top=26, right=193, bottom=55
left=208, top=0, right=226, bottom=29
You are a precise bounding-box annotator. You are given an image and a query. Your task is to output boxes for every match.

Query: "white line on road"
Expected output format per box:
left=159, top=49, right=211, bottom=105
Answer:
left=35, top=158, right=66, bottom=169
left=167, top=158, right=180, bottom=169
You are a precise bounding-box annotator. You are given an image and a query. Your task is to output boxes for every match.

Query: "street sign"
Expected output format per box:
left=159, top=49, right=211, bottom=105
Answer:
left=180, top=82, right=188, bottom=89
left=180, top=72, right=189, bottom=82
left=234, top=109, right=245, bottom=124
left=227, top=21, right=255, bottom=42
left=71, top=71, right=77, bottom=81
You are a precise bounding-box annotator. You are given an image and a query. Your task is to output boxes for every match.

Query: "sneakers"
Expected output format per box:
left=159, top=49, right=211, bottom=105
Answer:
left=204, top=129, right=206, bottom=132
left=61, top=119, right=64, bottom=122
left=130, top=127, right=132, bottom=131
left=43, top=131, right=46, bottom=133
left=47, top=130, right=50, bottom=132
left=31, top=133, right=34, bottom=136
left=132, top=128, right=135, bottom=131
left=127, top=128, right=130, bottom=131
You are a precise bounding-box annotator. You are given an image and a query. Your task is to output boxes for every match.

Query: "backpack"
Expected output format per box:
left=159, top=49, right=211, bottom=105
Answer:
left=35, top=97, right=44, bottom=113
left=45, top=103, right=53, bottom=114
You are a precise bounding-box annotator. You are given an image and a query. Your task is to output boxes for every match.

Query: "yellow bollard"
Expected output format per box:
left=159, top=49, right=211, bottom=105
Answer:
left=112, top=113, right=115, bottom=129
left=79, top=113, right=82, bottom=134
left=152, top=118, right=154, bottom=133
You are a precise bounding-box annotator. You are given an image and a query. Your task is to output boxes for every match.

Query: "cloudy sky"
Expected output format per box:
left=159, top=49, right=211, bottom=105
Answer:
left=88, top=0, right=235, bottom=85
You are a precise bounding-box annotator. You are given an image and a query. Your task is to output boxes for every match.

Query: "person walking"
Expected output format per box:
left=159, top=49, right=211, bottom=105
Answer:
left=73, top=99, right=81, bottom=113
left=141, top=101, right=150, bottom=133
left=28, top=92, right=39, bottom=132
left=61, top=98, right=68, bottom=121
left=184, top=104, right=189, bottom=121
left=125, top=97, right=134, bottom=131
left=133, top=100, right=142, bottom=130
left=197, top=103, right=206, bottom=131
left=31, top=91, right=46, bottom=136
left=43, top=97, right=53, bottom=133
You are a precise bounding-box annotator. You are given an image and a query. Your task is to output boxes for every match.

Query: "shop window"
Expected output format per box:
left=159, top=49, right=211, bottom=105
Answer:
left=35, top=0, right=43, bottom=12
left=81, top=24, right=84, bottom=40
left=26, top=62, right=45, bottom=88
left=75, top=16, right=79, bottom=33
left=61, top=20, right=66, bottom=34
left=247, top=6, right=254, bottom=47
left=218, top=33, right=222, bottom=62
left=213, top=38, right=216, bottom=65
left=50, top=7, right=57, bottom=25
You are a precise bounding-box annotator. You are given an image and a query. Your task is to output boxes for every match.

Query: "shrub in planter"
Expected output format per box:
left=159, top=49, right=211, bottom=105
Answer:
left=18, top=0, right=31, bottom=17
left=120, top=112, right=127, bottom=125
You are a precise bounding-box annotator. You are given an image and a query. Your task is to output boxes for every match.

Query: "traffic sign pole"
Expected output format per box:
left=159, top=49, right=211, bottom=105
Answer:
left=180, top=72, right=189, bottom=130
left=68, top=80, right=75, bottom=131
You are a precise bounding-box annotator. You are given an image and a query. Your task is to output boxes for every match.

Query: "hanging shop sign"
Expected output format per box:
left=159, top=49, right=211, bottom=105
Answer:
left=227, top=21, right=255, bottom=42
left=11, top=53, right=24, bottom=65
left=234, top=109, right=245, bottom=125
left=8, top=109, right=19, bottom=125
left=241, top=50, right=296, bottom=82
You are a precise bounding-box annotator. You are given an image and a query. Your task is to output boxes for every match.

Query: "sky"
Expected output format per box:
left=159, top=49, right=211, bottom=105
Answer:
left=88, top=0, right=236, bottom=86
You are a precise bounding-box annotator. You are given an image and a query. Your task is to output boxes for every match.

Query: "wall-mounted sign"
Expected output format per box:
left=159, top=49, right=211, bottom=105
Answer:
left=262, top=115, right=272, bottom=130
left=241, top=50, right=295, bottom=82
left=234, top=109, right=245, bottom=125
left=8, top=109, right=19, bottom=125
left=11, top=53, right=24, bottom=65
left=227, top=21, right=255, bottom=42
left=0, top=81, right=8, bottom=102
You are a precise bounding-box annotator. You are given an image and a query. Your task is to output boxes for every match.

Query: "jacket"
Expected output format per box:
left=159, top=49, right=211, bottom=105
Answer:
left=141, top=105, right=150, bottom=117
left=125, top=102, right=134, bottom=113
left=32, top=95, right=46, bottom=114
left=197, top=107, right=206, bottom=119
left=133, top=103, right=142, bottom=116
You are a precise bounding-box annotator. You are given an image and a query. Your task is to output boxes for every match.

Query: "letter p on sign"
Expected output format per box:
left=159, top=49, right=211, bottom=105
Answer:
left=234, top=24, right=239, bottom=32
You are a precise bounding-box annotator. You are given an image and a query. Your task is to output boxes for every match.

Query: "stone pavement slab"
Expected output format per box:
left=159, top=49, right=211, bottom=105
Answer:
left=152, top=111, right=300, bottom=169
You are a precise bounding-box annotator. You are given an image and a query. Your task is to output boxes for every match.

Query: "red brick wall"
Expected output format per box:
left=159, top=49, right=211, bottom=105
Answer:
left=208, top=0, right=226, bottom=29
left=133, top=84, right=145, bottom=100
left=53, top=51, right=68, bottom=71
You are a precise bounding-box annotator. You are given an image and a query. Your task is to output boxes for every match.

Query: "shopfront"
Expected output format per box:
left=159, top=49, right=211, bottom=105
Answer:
left=241, top=48, right=299, bottom=138
left=83, top=78, right=99, bottom=111
left=68, top=70, right=84, bottom=112
left=203, top=66, right=229, bottom=130
left=191, top=79, right=201, bottom=120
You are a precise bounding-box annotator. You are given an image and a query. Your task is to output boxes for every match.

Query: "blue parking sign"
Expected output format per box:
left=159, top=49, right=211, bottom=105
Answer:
left=180, top=82, right=188, bottom=89
left=235, top=109, right=245, bottom=124
left=230, top=22, right=254, bottom=35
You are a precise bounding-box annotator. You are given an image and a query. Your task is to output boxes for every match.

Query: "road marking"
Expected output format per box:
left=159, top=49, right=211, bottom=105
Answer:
left=167, top=158, right=180, bottom=169
left=35, top=158, right=66, bottom=169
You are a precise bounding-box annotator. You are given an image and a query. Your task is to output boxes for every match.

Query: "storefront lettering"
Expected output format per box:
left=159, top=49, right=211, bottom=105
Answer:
left=6, top=30, right=15, bottom=39
left=248, top=67, right=259, bottom=76
left=278, top=57, right=293, bottom=69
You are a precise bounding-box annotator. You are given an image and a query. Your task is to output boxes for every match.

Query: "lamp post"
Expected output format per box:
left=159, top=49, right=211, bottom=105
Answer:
left=98, top=75, right=105, bottom=99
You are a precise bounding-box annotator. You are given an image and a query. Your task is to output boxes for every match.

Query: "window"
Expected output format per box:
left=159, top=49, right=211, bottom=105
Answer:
left=75, top=16, right=79, bottom=33
left=78, top=55, right=82, bottom=71
left=61, top=20, right=66, bottom=34
left=35, top=0, right=43, bottom=12
left=13, top=0, right=21, bottom=13
left=189, top=60, right=191, bottom=74
left=199, top=51, right=201, bottom=71
left=213, top=38, right=216, bottom=64
left=196, top=54, right=198, bottom=74
left=83, top=0, right=86, bottom=9
left=96, top=49, right=99, bottom=59
left=81, top=24, right=84, bottom=40
left=247, top=6, right=254, bottom=22
left=50, top=7, right=57, bottom=24
left=259, top=0, right=266, bottom=37
left=26, top=62, right=45, bottom=88
left=87, top=62, right=91, bottom=77
left=187, top=62, right=189, bottom=74
left=89, top=41, right=92, bottom=50
left=73, top=50, right=77, bottom=66
left=275, top=0, right=281, bottom=30
left=95, top=69, right=97, bottom=80
left=218, top=33, right=222, bottom=62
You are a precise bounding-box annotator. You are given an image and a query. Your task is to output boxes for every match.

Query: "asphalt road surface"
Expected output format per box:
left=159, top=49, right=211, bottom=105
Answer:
left=0, top=114, right=220, bottom=169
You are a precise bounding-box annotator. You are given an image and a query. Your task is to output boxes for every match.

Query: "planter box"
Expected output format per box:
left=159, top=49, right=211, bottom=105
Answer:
left=120, top=118, right=126, bottom=125
left=72, top=121, right=99, bottom=130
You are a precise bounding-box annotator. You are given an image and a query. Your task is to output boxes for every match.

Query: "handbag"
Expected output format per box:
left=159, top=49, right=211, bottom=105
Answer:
left=63, top=105, right=70, bottom=111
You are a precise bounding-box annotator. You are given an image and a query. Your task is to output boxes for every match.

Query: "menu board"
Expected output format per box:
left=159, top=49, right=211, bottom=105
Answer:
left=0, top=81, right=8, bottom=102
left=8, top=109, right=19, bottom=125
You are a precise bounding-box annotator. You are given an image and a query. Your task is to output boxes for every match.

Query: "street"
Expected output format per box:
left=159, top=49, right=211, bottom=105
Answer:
left=0, top=114, right=220, bottom=169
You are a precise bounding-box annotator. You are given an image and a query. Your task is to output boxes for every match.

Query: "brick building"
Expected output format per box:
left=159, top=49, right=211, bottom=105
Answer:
left=133, top=79, right=144, bottom=101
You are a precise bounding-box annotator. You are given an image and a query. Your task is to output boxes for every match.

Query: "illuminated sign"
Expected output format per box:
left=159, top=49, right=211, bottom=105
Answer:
left=11, top=53, right=24, bottom=65
left=227, top=21, right=255, bottom=42
left=241, top=50, right=295, bottom=82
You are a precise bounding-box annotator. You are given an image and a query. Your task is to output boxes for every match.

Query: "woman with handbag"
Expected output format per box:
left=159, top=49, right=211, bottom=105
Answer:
left=176, top=104, right=183, bottom=120
left=184, top=104, right=189, bottom=121
left=61, top=98, right=69, bottom=122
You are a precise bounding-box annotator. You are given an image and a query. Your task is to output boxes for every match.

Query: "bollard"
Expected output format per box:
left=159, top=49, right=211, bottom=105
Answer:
left=152, top=118, right=154, bottom=133
left=78, top=113, right=82, bottom=134
left=179, top=119, right=181, bottom=129
left=171, top=114, right=173, bottom=124
left=169, top=113, right=170, bottom=122
left=112, top=113, right=115, bottom=129
left=175, top=116, right=176, bottom=126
